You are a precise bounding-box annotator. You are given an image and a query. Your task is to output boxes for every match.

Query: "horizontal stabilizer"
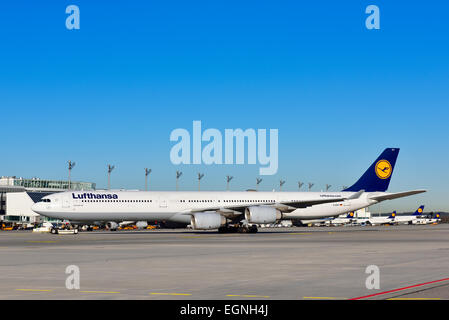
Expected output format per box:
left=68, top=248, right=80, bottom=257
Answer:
left=369, top=190, right=426, bottom=202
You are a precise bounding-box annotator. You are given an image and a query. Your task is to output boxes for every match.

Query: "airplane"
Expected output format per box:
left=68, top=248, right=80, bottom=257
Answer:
left=426, top=212, right=442, bottom=224
left=362, top=211, right=397, bottom=226
left=413, top=212, right=442, bottom=225
left=32, top=148, right=426, bottom=233
left=329, top=211, right=357, bottom=226
left=297, top=211, right=357, bottom=227
left=390, top=205, right=425, bottom=225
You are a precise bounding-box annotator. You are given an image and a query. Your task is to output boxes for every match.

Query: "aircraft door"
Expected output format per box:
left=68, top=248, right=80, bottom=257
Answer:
left=62, top=194, right=71, bottom=208
left=159, top=197, right=167, bottom=208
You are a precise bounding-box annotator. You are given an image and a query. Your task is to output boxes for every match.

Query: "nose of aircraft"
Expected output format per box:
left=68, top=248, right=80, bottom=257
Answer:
left=31, top=202, right=45, bottom=213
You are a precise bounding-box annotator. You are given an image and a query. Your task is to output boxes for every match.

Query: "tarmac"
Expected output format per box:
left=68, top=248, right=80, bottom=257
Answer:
left=0, top=224, right=448, bottom=300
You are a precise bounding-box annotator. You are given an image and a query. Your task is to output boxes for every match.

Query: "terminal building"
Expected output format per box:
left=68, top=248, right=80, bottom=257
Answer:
left=0, top=176, right=96, bottom=226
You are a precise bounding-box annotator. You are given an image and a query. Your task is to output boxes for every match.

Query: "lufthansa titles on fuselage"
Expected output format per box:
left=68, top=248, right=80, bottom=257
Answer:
left=72, top=193, right=118, bottom=200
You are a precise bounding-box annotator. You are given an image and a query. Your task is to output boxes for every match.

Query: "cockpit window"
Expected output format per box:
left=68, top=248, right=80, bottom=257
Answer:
left=42, top=199, right=51, bottom=203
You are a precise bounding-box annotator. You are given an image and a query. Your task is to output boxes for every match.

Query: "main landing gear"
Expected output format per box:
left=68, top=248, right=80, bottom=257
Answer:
left=218, top=225, right=258, bottom=234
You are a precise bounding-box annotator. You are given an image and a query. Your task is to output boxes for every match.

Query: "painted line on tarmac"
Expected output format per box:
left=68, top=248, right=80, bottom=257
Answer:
left=349, top=277, right=449, bottom=300
left=150, top=292, right=192, bottom=296
left=25, top=241, right=58, bottom=243
left=303, top=297, right=346, bottom=300
left=80, top=290, right=121, bottom=294
left=226, top=294, right=270, bottom=298
left=288, top=233, right=311, bottom=235
left=387, top=298, right=441, bottom=300
left=16, top=289, right=53, bottom=292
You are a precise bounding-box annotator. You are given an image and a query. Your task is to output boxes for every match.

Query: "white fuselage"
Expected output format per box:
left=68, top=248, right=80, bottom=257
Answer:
left=32, top=190, right=379, bottom=224
left=393, top=215, right=418, bottom=224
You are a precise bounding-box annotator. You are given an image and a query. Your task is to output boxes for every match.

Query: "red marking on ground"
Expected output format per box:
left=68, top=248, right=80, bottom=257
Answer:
left=349, top=277, right=449, bottom=300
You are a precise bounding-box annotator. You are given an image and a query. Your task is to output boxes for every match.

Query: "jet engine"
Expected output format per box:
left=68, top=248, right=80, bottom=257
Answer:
left=245, top=206, right=282, bottom=224
left=191, top=212, right=226, bottom=230
left=106, top=221, right=118, bottom=231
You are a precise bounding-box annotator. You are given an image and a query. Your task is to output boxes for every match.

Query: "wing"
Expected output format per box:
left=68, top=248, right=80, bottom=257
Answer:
left=185, top=197, right=345, bottom=218
left=369, top=189, right=426, bottom=202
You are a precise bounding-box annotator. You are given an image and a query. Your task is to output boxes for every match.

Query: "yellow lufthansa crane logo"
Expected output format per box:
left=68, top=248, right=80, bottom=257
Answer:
left=418, top=208, right=423, bottom=213
left=375, top=160, right=392, bottom=179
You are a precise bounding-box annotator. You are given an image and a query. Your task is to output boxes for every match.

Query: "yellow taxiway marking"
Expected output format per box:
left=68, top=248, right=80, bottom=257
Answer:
left=25, top=241, right=57, bottom=243
left=387, top=298, right=441, bottom=300
left=16, top=289, right=52, bottom=292
left=304, top=297, right=346, bottom=300
left=226, top=294, right=270, bottom=298
left=80, top=291, right=120, bottom=294
left=150, top=292, right=192, bottom=296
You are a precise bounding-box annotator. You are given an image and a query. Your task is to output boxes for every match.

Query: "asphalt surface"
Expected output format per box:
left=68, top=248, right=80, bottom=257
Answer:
left=0, top=224, right=448, bottom=300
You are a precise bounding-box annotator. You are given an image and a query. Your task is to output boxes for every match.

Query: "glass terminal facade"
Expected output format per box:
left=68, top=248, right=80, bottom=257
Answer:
left=12, top=178, right=96, bottom=191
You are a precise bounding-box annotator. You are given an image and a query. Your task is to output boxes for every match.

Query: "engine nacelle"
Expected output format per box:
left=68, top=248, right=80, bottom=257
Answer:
left=106, top=221, right=118, bottom=231
left=191, top=212, right=226, bottom=230
left=245, top=206, right=282, bottom=224
left=136, top=221, right=148, bottom=229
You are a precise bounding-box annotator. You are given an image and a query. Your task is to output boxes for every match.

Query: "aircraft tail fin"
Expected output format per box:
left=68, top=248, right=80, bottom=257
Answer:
left=413, top=205, right=425, bottom=216
left=388, top=211, right=397, bottom=219
left=343, top=148, right=400, bottom=192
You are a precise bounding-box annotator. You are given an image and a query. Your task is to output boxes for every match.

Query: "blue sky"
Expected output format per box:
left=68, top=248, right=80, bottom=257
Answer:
left=0, top=1, right=448, bottom=212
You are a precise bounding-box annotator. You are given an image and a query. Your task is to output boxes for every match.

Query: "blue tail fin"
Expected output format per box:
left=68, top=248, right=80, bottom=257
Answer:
left=389, top=211, right=397, bottom=219
left=343, top=148, right=400, bottom=192
left=347, top=211, right=355, bottom=218
left=413, top=205, right=425, bottom=216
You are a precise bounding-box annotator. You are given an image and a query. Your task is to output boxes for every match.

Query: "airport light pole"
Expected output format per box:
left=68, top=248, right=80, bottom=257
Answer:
left=279, top=180, right=285, bottom=191
left=226, top=175, right=233, bottom=191
left=308, top=182, right=314, bottom=191
left=68, top=161, right=75, bottom=190
left=107, top=164, right=115, bottom=190
left=298, top=181, right=304, bottom=191
left=256, top=178, right=263, bottom=191
left=145, top=168, right=152, bottom=191
left=176, top=170, right=182, bottom=191
left=326, top=184, right=332, bottom=192
left=198, top=173, right=204, bottom=191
